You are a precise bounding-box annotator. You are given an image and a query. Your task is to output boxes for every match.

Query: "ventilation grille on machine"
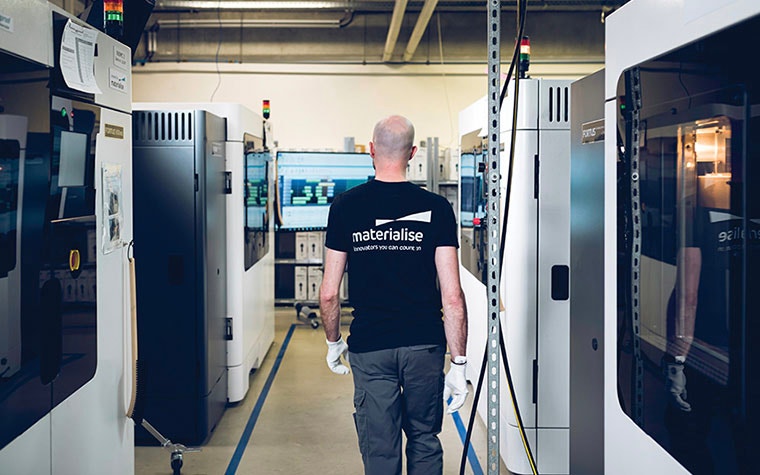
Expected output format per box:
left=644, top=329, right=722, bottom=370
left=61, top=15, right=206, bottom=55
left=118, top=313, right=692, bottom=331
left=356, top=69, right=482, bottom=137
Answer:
left=547, top=85, right=570, bottom=124
left=133, top=111, right=194, bottom=143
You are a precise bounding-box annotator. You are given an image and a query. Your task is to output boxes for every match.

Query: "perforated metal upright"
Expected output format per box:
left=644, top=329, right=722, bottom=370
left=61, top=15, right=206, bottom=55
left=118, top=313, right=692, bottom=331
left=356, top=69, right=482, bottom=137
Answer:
left=486, top=0, right=502, bottom=473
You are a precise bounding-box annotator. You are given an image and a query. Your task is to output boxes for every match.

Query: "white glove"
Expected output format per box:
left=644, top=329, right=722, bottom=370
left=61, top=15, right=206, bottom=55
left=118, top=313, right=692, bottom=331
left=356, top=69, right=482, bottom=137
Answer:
left=444, top=357, right=469, bottom=414
left=326, top=337, right=350, bottom=375
left=664, top=360, right=691, bottom=412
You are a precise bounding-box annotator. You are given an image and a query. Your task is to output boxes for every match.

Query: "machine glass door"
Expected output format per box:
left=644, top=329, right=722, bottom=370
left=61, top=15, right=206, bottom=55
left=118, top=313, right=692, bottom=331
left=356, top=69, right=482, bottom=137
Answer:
left=244, top=147, right=269, bottom=270
left=616, top=15, right=760, bottom=472
left=0, top=59, right=54, bottom=454
left=44, top=97, right=99, bottom=409
left=459, top=150, right=487, bottom=283
left=0, top=136, right=50, bottom=451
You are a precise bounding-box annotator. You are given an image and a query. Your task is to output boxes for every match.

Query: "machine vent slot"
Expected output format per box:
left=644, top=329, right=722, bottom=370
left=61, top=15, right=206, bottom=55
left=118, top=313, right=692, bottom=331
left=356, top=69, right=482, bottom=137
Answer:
left=549, top=87, right=554, bottom=122
left=133, top=111, right=194, bottom=143
left=546, top=86, right=571, bottom=123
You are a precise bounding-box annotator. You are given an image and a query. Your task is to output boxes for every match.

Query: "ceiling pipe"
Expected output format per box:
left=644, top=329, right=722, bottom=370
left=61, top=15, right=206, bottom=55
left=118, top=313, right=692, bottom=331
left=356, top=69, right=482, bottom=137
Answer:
left=382, top=0, right=408, bottom=62
left=402, top=0, right=438, bottom=62
left=155, top=12, right=354, bottom=29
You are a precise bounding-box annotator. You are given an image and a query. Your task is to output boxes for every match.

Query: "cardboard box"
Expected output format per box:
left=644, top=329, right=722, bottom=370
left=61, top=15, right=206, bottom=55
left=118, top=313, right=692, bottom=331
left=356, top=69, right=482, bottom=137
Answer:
left=295, top=232, right=309, bottom=261
left=308, top=231, right=323, bottom=261
left=411, top=146, right=428, bottom=181
left=294, top=266, right=309, bottom=301
left=307, top=266, right=323, bottom=302
left=445, top=148, right=460, bottom=181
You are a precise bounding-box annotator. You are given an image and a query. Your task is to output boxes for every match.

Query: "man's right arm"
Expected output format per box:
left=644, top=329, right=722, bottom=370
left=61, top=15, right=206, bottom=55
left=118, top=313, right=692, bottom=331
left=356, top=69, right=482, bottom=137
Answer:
left=320, top=248, right=347, bottom=343
left=435, top=246, right=467, bottom=358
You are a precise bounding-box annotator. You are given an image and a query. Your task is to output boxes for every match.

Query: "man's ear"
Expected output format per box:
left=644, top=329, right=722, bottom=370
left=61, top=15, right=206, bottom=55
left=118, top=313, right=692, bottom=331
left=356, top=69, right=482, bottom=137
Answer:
left=369, top=141, right=375, bottom=157
left=409, top=145, right=418, bottom=160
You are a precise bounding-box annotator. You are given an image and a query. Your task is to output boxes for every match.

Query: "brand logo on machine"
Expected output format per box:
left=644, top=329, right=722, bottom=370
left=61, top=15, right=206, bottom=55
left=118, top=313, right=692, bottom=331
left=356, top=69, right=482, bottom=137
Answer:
left=104, top=124, right=124, bottom=139
left=0, top=13, right=13, bottom=33
left=109, top=68, right=127, bottom=93
left=113, top=45, right=129, bottom=68
left=581, top=119, right=605, bottom=144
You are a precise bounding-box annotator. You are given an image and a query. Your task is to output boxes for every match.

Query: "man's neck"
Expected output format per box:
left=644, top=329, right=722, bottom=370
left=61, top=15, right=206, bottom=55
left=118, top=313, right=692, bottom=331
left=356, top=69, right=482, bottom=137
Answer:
left=373, top=170, right=408, bottom=182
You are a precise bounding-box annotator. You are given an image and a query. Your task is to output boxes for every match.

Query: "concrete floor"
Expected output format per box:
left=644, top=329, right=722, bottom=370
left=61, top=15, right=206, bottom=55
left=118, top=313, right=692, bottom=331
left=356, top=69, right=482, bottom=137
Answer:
left=135, top=308, right=502, bottom=475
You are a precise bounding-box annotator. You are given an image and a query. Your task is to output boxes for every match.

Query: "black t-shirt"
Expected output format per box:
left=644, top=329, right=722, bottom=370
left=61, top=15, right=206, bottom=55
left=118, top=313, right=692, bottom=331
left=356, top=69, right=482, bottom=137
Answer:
left=325, top=179, right=459, bottom=353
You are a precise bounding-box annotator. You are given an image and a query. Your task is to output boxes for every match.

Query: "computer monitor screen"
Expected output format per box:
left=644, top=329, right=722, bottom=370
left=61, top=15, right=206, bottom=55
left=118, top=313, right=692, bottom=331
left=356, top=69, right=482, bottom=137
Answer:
left=277, top=151, right=375, bottom=231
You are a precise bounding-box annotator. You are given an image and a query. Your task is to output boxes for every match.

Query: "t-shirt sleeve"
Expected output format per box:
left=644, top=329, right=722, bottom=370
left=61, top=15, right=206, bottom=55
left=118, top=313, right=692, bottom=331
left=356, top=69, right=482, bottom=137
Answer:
left=434, top=198, right=459, bottom=248
left=325, top=195, right=350, bottom=252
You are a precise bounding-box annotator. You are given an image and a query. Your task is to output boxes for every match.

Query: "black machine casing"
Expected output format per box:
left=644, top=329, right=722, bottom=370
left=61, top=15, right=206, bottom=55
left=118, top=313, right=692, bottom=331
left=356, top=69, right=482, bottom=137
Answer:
left=132, top=110, right=228, bottom=445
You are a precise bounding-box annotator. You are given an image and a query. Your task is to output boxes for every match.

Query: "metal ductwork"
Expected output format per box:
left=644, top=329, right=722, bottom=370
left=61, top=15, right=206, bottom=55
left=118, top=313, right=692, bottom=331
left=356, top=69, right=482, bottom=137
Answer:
left=382, top=0, right=409, bottom=61
left=155, top=12, right=355, bottom=29
left=403, top=0, right=438, bottom=61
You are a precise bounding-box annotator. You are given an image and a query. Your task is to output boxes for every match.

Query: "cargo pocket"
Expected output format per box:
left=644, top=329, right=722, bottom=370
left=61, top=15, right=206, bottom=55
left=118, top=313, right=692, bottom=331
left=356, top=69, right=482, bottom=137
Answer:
left=353, top=388, right=369, bottom=459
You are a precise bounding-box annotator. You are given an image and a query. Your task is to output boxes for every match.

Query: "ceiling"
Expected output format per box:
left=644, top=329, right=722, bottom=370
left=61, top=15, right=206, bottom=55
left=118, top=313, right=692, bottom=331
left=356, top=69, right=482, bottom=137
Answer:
left=138, top=0, right=631, bottom=64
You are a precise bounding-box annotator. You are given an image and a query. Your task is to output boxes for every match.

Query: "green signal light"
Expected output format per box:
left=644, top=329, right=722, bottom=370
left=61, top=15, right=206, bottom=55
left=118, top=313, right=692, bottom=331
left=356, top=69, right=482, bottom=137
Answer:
left=61, top=108, right=67, bottom=117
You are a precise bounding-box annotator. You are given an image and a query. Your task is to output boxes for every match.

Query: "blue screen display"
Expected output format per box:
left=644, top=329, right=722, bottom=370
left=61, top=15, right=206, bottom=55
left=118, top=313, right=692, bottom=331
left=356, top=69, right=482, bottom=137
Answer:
left=277, top=151, right=375, bottom=231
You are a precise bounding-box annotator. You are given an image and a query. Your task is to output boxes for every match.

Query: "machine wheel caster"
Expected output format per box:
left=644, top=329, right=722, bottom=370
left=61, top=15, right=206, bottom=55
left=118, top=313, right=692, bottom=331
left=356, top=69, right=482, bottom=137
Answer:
left=171, top=451, right=183, bottom=475
left=295, top=302, right=320, bottom=329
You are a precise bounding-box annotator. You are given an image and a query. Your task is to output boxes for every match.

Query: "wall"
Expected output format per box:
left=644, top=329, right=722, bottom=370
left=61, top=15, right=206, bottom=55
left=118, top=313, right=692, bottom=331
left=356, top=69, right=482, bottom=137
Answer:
left=131, top=61, right=600, bottom=150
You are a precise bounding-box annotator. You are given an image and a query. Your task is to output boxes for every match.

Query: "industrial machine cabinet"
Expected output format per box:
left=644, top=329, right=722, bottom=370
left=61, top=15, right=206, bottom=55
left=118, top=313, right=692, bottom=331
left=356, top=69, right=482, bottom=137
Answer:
left=132, top=109, right=228, bottom=445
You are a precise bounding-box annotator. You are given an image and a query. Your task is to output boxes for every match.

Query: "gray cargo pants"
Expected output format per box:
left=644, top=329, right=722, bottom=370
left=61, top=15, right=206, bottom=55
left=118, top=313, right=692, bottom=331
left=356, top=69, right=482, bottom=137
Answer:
left=349, top=344, right=446, bottom=475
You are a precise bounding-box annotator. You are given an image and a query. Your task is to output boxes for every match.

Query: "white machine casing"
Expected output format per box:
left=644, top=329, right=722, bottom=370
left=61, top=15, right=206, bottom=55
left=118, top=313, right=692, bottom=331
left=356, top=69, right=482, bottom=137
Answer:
left=133, top=102, right=275, bottom=403
left=0, top=3, right=135, bottom=474
left=459, top=78, right=571, bottom=474
left=603, top=1, right=760, bottom=473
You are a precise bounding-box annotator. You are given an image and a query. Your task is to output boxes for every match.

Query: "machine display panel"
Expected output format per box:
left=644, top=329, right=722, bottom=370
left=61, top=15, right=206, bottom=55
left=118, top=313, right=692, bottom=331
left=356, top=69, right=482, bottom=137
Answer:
left=276, top=151, right=375, bottom=231
left=244, top=150, right=269, bottom=270
left=616, top=15, right=760, bottom=474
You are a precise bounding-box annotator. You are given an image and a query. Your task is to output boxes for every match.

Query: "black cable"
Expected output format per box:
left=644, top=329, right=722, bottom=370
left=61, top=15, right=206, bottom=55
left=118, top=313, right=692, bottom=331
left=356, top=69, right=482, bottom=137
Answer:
left=499, top=0, right=529, bottom=267
left=459, top=337, right=488, bottom=474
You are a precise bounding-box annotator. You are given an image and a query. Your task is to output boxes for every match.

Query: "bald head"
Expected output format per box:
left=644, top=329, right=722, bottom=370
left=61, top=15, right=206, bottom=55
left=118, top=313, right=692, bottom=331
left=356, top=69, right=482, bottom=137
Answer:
left=372, top=115, right=415, bottom=161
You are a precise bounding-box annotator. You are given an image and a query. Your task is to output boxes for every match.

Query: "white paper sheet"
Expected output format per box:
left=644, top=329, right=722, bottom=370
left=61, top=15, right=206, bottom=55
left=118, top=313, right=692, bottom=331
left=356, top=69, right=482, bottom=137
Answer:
left=60, top=19, right=102, bottom=95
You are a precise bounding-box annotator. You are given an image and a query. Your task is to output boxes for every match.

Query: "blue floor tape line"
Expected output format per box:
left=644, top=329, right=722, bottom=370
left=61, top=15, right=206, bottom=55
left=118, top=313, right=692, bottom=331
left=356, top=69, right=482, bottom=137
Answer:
left=225, top=324, right=297, bottom=475
left=449, top=399, right=485, bottom=475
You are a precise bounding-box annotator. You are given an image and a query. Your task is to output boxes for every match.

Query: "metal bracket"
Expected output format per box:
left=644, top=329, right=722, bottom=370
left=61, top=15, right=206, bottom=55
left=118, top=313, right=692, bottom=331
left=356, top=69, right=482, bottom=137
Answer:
left=487, top=0, right=502, bottom=473
left=625, top=66, right=644, bottom=427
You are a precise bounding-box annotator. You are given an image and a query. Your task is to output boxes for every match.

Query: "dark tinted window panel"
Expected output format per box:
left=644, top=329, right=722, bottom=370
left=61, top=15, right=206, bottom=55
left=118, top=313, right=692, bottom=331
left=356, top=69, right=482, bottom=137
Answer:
left=616, top=14, right=760, bottom=474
